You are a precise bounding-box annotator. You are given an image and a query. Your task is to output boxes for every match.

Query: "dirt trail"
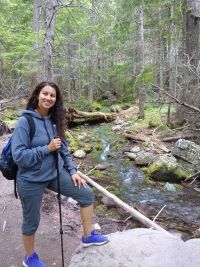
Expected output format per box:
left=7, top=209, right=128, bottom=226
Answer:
left=0, top=177, right=80, bottom=267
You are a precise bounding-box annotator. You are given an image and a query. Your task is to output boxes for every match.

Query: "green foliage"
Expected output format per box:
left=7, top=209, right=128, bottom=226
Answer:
left=92, top=101, right=103, bottom=111
left=0, top=0, right=184, bottom=108
left=74, top=97, right=89, bottom=110
left=0, top=0, right=36, bottom=74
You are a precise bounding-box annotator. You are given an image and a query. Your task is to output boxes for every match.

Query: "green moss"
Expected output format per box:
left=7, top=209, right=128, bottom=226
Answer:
left=92, top=101, right=103, bottom=111
left=141, top=140, right=150, bottom=148
left=158, top=125, right=173, bottom=138
left=1, top=108, right=19, bottom=125
left=147, top=160, right=188, bottom=182
left=148, top=119, right=161, bottom=128
left=105, top=185, right=119, bottom=196
left=173, top=183, right=183, bottom=190
left=106, top=209, right=121, bottom=219
left=142, top=175, right=157, bottom=185
left=128, top=104, right=173, bottom=132
left=95, top=204, right=108, bottom=215
left=84, top=146, right=93, bottom=153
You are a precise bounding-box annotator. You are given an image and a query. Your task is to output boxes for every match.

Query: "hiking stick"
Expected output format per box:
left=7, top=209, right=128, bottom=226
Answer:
left=54, top=151, right=65, bottom=267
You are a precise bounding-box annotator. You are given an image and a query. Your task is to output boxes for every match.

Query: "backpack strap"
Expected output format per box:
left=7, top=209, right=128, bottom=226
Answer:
left=22, top=114, right=35, bottom=141
left=14, top=114, right=35, bottom=198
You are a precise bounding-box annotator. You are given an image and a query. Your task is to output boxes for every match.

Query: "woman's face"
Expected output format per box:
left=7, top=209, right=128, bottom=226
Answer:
left=37, top=85, right=56, bottom=113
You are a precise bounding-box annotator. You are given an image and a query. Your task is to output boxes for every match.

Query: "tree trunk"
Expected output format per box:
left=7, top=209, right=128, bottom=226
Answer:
left=88, top=0, right=97, bottom=111
left=135, top=6, right=145, bottom=119
left=169, top=5, right=177, bottom=96
left=32, top=0, right=42, bottom=86
left=42, top=0, right=58, bottom=81
left=176, top=0, right=200, bottom=125
left=154, top=8, right=164, bottom=89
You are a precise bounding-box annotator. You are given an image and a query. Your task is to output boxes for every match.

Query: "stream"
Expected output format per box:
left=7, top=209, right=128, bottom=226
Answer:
left=95, top=127, right=200, bottom=239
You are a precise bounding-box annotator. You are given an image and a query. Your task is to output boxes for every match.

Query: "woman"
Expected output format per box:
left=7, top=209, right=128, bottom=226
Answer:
left=11, top=81, right=108, bottom=267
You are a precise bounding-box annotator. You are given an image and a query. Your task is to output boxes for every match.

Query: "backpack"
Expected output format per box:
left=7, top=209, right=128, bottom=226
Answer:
left=0, top=114, right=35, bottom=198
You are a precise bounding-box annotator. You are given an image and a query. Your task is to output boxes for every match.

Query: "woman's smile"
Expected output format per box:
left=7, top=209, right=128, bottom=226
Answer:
left=37, top=85, right=56, bottom=115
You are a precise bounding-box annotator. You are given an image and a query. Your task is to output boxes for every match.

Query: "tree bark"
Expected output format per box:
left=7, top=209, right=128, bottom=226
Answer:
left=176, top=0, right=200, bottom=124
left=135, top=6, right=145, bottom=119
left=42, top=0, right=58, bottom=81
left=169, top=5, right=177, bottom=96
left=88, top=0, right=97, bottom=111
left=32, top=0, right=42, bottom=86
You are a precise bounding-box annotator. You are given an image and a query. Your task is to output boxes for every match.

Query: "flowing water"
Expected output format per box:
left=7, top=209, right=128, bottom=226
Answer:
left=94, top=127, right=200, bottom=238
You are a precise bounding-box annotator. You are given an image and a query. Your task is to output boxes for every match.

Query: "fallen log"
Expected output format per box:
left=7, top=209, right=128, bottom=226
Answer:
left=67, top=107, right=139, bottom=126
left=69, top=108, right=117, bottom=121
left=162, top=135, right=194, bottom=142
left=124, top=133, right=170, bottom=153
left=123, top=133, right=145, bottom=142
left=78, top=171, right=172, bottom=236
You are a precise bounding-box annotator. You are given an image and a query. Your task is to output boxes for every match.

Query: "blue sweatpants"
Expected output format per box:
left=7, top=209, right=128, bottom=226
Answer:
left=17, top=169, right=94, bottom=235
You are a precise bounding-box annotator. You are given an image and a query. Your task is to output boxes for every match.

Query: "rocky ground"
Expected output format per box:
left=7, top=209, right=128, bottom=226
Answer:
left=0, top=170, right=130, bottom=267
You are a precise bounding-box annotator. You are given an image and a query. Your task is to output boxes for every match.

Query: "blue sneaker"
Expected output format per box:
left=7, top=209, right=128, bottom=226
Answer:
left=23, top=252, right=46, bottom=267
left=82, top=230, right=109, bottom=248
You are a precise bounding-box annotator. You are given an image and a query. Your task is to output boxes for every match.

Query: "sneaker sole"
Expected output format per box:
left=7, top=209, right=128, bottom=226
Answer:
left=82, top=239, right=109, bottom=248
left=23, top=261, right=28, bottom=267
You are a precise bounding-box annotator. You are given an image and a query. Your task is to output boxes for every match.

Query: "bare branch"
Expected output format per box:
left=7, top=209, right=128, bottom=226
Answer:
left=152, top=84, right=200, bottom=113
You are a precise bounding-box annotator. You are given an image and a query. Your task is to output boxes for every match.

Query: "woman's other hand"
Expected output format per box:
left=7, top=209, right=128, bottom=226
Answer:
left=72, top=173, right=87, bottom=189
left=48, top=138, right=62, bottom=152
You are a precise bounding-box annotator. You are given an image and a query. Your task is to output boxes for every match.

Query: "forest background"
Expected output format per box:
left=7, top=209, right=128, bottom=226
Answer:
left=0, top=0, right=200, bottom=130
left=1, top=1, right=200, bottom=261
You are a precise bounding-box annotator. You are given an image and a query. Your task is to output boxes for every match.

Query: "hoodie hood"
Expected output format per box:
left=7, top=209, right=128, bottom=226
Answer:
left=20, top=109, right=51, bottom=120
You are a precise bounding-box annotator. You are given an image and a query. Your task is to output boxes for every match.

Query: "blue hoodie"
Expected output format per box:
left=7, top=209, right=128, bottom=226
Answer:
left=11, top=110, right=77, bottom=182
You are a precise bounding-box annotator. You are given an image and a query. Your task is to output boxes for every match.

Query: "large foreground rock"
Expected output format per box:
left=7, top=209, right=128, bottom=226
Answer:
left=69, top=228, right=200, bottom=267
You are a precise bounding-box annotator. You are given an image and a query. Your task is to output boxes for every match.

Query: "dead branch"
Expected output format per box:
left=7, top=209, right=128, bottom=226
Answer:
left=123, top=133, right=145, bottom=142
left=162, top=135, right=195, bottom=142
left=184, top=170, right=200, bottom=182
left=124, top=132, right=170, bottom=153
left=152, top=84, right=200, bottom=113
left=153, top=205, right=167, bottom=222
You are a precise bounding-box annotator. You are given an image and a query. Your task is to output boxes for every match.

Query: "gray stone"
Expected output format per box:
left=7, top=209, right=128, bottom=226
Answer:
left=111, top=125, right=122, bottom=131
left=135, top=151, right=156, bottom=166
left=114, top=118, right=124, bottom=125
left=124, top=151, right=137, bottom=160
left=73, top=149, right=86, bottom=159
left=172, top=139, right=200, bottom=167
left=69, top=228, right=200, bottom=267
left=101, top=195, right=117, bottom=208
left=130, top=146, right=141, bottom=153
left=94, top=164, right=108, bottom=171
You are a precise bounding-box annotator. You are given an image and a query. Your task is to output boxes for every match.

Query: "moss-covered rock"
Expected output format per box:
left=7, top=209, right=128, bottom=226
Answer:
left=146, top=154, right=188, bottom=182
left=172, top=139, right=200, bottom=173
left=148, top=119, right=160, bottom=128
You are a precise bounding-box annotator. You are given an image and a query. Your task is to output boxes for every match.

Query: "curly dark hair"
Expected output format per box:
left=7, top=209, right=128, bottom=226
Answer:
left=26, top=81, right=66, bottom=138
